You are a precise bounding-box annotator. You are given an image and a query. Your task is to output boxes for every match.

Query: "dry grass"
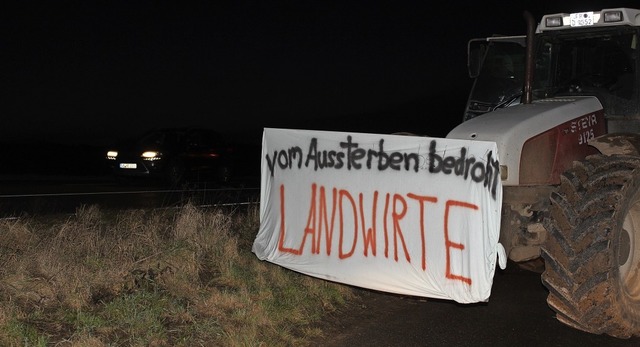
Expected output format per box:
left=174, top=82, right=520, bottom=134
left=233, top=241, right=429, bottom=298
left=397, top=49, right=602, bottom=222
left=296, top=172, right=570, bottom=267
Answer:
left=0, top=203, right=355, bottom=346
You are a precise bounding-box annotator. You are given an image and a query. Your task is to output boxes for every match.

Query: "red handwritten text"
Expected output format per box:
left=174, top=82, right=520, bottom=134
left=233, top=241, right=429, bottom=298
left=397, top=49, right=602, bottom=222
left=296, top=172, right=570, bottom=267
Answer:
left=276, top=183, right=476, bottom=285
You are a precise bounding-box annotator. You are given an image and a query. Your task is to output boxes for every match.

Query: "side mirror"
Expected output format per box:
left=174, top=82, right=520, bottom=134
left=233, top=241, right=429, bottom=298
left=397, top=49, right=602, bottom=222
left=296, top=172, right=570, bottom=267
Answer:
left=468, top=39, right=488, bottom=79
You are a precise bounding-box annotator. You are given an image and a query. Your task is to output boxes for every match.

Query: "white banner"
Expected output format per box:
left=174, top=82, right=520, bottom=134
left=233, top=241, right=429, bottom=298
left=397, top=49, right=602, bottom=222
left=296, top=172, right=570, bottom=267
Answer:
left=252, top=128, right=506, bottom=303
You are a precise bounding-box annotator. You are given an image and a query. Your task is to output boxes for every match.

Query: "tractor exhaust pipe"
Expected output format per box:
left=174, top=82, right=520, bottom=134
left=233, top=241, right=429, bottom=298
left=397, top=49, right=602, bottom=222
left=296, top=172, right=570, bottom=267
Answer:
left=523, top=11, right=535, bottom=104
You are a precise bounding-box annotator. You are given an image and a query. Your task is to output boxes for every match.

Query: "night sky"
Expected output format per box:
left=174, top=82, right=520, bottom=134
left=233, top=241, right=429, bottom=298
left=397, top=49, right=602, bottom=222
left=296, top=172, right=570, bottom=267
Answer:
left=3, top=1, right=639, bottom=147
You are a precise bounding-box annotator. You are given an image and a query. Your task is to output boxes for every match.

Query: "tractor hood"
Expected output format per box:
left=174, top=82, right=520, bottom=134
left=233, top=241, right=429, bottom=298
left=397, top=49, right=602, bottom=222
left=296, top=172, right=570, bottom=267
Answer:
left=446, top=96, right=604, bottom=186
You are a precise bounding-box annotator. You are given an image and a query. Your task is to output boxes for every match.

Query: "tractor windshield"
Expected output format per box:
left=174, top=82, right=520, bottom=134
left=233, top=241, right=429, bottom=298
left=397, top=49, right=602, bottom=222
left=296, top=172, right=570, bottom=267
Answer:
left=533, top=27, right=639, bottom=116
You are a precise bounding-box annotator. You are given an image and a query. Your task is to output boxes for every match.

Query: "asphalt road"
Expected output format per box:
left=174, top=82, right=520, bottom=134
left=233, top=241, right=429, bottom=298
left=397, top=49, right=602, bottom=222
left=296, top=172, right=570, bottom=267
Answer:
left=320, top=263, right=640, bottom=347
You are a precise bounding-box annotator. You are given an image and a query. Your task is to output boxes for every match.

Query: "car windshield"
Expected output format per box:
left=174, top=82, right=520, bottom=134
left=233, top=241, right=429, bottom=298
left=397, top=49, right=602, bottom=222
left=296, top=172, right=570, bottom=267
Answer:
left=137, top=130, right=181, bottom=147
left=532, top=28, right=639, bottom=116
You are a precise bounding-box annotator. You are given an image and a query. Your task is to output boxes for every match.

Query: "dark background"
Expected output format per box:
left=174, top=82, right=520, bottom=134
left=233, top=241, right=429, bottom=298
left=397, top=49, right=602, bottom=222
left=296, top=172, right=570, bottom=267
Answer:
left=2, top=1, right=638, bottom=177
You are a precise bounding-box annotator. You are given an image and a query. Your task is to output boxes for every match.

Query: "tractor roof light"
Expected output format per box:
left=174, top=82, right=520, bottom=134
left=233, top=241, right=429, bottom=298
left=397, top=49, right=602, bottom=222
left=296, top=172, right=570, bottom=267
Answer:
left=545, top=16, right=563, bottom=27
left=603, top=11, right=623, bottom=22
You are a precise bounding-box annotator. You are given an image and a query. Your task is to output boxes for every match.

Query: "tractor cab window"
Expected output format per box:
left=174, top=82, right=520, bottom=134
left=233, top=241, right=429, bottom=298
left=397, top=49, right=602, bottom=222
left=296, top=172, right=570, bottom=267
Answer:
left=463, top=36, right=526, bottom=121
left=534, top=29, right=639, bottom=116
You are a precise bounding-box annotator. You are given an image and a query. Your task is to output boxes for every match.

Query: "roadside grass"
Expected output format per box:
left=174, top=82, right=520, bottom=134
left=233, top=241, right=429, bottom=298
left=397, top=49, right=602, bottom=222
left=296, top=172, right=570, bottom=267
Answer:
left=0, top=203, right=355, bottom=346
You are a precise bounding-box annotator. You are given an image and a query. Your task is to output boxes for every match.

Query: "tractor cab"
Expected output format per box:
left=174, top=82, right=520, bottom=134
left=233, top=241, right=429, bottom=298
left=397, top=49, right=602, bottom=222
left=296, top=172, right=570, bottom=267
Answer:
left=464, top=9, right=640, bottom=133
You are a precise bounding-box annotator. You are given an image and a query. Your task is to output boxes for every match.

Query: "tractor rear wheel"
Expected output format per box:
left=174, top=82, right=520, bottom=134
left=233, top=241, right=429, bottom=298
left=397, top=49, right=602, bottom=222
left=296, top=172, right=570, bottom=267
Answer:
left=542, top=154, right=640, bottom=338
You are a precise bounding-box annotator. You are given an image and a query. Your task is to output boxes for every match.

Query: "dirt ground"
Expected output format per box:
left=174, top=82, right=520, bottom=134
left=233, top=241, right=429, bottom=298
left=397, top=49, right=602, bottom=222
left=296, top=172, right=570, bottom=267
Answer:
left=313, top=262, right=640, bottom=347
left=316, top=289, right=425, bottom=347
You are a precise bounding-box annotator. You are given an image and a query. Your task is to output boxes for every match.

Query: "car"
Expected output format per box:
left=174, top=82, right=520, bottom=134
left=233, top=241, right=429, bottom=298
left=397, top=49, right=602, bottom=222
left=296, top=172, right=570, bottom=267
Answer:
left=105, top=128, right=235, bottom=186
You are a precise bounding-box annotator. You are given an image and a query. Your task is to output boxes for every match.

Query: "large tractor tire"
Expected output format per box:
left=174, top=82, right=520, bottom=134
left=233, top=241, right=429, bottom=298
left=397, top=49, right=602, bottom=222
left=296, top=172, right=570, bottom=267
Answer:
left=541, top=154, right=640, bottom=338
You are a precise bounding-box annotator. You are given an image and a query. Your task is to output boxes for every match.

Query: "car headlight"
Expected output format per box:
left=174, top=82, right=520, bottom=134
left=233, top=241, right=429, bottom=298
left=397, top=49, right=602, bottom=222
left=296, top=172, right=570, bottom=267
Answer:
left=141, top=151, right=161, bottom=160
left=106, top=150, right=118, bottom=160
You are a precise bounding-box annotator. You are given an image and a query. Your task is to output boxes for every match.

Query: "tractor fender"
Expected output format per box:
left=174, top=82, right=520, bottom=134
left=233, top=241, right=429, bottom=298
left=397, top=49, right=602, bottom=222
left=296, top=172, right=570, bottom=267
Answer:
left=588, top=133, right=640, bottom=156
